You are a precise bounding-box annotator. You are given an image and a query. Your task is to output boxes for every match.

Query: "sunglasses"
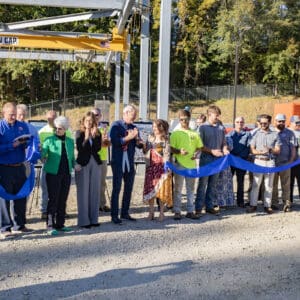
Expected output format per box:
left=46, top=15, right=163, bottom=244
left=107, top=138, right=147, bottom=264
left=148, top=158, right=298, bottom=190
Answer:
left=180, top=118, right=190, bottom=122
left=235, top=121, right=244, bottom=123
left=277, top=120, right=285, bottom=123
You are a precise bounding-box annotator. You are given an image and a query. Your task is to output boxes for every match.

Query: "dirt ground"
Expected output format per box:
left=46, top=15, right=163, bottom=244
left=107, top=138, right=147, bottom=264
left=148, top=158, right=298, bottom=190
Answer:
left=0, top=166, right=299, bottom=300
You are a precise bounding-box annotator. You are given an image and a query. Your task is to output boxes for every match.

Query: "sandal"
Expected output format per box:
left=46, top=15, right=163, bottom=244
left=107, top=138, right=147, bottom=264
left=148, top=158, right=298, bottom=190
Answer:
left=147, top=212, right=155, bottom=220
left=158, top=213, right=164, bottom=222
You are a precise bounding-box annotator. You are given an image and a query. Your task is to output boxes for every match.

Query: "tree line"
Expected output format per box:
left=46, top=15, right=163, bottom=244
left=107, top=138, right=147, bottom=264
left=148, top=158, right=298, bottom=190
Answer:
left=0, top=0, right=299, bottom=104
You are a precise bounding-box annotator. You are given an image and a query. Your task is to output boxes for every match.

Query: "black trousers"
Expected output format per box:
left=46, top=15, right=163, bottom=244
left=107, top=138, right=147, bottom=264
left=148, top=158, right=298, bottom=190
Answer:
left=110, top=163, right=135, bottom=218
left=0, top=164, right=27, bottom=228
left=46, top=173, right=71, bottom=229
left=231, top=166, right=247, bottom=206
left=290, top=164, right=300, bottom=203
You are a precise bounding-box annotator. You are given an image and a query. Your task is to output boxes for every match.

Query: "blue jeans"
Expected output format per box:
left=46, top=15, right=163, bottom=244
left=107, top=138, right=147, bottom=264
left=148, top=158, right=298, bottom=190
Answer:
left=195, top=173, right=219, bottom=211
left=195, top=153, right=220, bottom=210
left=173, top=172, right=195, bottom=214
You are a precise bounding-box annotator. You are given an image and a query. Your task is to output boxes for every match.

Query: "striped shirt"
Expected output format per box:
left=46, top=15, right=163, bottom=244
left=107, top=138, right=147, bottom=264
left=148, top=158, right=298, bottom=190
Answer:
left=250, top=128, right=281, bottom=159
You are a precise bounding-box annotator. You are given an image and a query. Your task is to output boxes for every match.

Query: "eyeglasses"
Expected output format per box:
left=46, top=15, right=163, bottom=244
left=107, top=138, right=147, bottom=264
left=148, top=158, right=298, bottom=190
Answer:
left=55, top=127, right=64, bottom=131
left=180, top=118, right=190, bottom=122
left=260, top=122, right=268, bottom=125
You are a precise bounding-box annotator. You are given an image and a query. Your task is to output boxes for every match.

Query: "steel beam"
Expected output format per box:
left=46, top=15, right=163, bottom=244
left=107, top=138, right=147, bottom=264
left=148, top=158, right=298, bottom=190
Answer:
left=3, top=10, right=119, bottom=31
left=0, top=49, right=106, bottom=62
left=0, top=28, right=127, bottom=52
left=123, top=35, right=130, bottom=106
left=139, top=0, right=150, bottom=121
left=105, top=0, right=134, bottom=67
left=157, top=0, right=172, bottom=120
left=0, top=0, right=125, bottom=10
left=114, top=53, right=121, bottom=120
left=117, top=0, right=135, bottom=34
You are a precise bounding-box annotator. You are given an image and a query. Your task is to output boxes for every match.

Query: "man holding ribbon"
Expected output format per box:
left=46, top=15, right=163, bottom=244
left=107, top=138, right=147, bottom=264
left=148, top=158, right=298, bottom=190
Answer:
left=248, top=114, right=281, bottom=214
left=109, top=105, right=143, bottom=224
left=0, top=102, right=32, bottom=238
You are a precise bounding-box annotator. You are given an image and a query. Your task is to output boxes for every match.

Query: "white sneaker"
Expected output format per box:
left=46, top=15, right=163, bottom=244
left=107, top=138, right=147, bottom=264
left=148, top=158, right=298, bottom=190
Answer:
left=0, top=231, right=16, bottom=240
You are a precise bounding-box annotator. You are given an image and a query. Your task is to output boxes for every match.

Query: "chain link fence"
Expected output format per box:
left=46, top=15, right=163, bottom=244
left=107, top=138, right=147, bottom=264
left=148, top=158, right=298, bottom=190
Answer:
left=28, top=83, right=298, bottom=118
left=28, top=93, right=112, bottom=118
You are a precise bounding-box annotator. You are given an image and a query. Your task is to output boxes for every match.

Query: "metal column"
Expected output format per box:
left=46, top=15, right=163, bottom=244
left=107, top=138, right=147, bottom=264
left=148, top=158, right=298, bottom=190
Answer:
left=157, top=0, right=172, bottom=120
left=139, top=0, right=150, bottom=121
left=114, top=52, right=121, bottom=120
left=123, top=35, right=130, bottom=106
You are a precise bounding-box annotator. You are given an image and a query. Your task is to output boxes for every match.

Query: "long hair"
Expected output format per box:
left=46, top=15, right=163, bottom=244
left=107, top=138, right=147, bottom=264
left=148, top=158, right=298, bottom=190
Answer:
left=79, top=111, right=100, bottom=136
left=153, top=119, right=169, bottom=140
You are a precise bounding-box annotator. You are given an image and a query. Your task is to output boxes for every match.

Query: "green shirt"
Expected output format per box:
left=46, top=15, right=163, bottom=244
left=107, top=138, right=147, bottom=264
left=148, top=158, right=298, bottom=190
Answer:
left=42, top=135, right=75, bottom=175
left=97, top=125, right=110, bottom=161
left=170, top=128, right=203, bottom=169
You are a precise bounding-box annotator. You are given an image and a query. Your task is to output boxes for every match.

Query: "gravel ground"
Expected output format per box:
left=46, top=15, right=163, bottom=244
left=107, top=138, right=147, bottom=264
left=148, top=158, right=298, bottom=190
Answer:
left=0, top=167, right=299, bottom=300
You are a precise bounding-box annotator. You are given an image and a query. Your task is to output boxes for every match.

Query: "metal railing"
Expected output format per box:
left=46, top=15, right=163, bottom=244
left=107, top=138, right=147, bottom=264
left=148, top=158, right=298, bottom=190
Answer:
left=27, top=83, right=299, bottom=117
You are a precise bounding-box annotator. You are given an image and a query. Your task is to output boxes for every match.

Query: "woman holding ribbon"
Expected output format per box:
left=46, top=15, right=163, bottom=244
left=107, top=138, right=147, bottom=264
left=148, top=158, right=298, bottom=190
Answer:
left=143, top=119, right=172, bottom=221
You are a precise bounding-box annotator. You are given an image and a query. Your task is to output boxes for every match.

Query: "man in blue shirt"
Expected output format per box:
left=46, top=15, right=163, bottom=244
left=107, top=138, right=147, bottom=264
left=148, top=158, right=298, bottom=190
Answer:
left=0, top=102, right=32, bottom=237
left=109, top=105, right=143, bottom=224
left=227, top=116, right=251, bottom=207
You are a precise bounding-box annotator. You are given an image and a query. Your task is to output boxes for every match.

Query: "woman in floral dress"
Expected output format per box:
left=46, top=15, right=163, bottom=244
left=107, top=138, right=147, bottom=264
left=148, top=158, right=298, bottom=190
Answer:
left=143, top=119, right=172, bottom=221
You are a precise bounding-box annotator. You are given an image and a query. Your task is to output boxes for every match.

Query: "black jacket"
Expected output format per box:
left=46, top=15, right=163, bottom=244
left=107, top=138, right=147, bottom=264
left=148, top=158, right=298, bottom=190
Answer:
left=76, top=131, right=102, bottom=166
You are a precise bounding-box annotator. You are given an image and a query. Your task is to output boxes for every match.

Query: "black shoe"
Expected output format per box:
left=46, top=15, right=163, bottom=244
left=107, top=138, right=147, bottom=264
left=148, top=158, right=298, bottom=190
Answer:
left=99, top=206, right=111, bottom=212
left=80, top=225, right=92, bottom=229
left=91, top=223, right=100, bottom=227
left=185, top=212, right=200, bottom=219
left=121, top=214, right=137, bottom=221
left=174, top=213, right=182, bottom=220
left=264, top=207, right=273, bottom=214
left=112, top=217, right=122, bottom=224
left=271, top=205, right=279, bottom=211
left=206, top=207, right=220, bottom=215
left=65, top=213, right=70, bottom=219
left=41, top=212, right=47, bottom=220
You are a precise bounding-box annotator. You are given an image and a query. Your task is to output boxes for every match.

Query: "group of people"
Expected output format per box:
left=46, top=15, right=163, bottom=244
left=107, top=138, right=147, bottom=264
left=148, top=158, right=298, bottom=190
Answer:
left=0, top=101, right=298, bottom=239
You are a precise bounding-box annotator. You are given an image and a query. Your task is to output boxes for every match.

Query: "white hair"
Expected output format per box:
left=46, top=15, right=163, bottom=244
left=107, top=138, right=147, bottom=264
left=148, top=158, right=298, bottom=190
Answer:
left=54, top=116, right=69, bottom=130
left=92, top=107, right=102, bottom=115
left=16, top=104, right=28, bottom=113
left=123, top=105, right=136, bottom=114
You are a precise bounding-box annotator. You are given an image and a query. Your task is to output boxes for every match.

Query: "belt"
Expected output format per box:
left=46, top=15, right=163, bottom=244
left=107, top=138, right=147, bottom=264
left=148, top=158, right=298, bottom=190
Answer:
left=255, top=157, right=273, bottom=161
left=0, top=163, right=23, bottom=167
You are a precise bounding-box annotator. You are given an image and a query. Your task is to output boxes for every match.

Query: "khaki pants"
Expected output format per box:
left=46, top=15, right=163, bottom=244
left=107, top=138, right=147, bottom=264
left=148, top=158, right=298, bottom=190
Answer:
left=272, top=168, right=291, bottom=207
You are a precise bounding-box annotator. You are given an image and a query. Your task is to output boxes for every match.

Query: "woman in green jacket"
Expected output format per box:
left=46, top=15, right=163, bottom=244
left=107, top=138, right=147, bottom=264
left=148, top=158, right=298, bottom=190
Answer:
left=42, top=116, right=75, bottom=236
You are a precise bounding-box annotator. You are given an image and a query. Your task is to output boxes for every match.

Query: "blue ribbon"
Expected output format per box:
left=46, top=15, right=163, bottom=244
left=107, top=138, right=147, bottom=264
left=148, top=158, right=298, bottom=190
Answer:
left=165, top=154, right=300, bottom=178
left=0, top=136, right=40, bottom=201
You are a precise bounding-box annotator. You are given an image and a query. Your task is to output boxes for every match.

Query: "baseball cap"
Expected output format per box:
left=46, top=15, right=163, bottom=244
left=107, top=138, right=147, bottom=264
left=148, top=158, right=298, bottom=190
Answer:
left=184, top=105, right=191, bottom=112
left=290, top=115, right=300, bottom=123
left=275, top=113, right=286, bottom=121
